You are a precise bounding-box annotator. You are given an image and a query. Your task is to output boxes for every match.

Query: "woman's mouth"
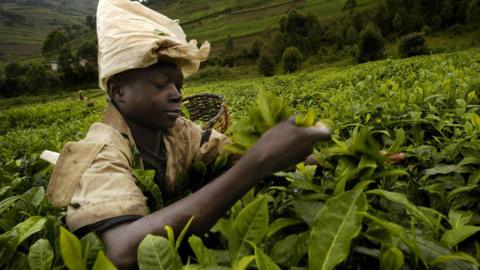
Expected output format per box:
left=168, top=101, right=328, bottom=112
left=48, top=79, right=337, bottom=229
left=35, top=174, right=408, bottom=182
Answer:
left=164, top=110, right=181, bottom=118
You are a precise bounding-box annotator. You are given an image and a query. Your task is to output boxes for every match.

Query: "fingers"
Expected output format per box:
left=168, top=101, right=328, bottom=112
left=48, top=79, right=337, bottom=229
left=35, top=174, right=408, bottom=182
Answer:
left=284, top=116, right=332, bottom=141
left=309, top=121, right=332, bottom=141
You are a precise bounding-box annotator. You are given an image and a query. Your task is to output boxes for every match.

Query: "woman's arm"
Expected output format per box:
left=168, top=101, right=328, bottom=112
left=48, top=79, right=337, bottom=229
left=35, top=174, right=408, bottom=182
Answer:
left=100, top=118, right=331, bottom=269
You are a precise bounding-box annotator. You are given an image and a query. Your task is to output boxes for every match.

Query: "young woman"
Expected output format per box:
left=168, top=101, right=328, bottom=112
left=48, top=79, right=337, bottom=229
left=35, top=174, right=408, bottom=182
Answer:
left=46, top=1, right=331, bottom=269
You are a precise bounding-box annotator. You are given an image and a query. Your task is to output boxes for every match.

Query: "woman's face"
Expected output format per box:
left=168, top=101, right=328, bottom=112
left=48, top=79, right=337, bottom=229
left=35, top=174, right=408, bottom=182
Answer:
left=109, top=62, right=184, bottom=130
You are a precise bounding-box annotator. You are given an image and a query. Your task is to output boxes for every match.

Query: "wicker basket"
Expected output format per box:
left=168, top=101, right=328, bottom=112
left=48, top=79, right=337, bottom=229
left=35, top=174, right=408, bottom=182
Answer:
left=182, top=93, right=229, bottom=133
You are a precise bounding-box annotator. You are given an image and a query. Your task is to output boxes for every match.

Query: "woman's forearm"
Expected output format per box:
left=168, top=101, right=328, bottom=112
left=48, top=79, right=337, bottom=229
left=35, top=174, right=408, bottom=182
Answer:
left=100, top=151, right=268, bottom=269
left=100, top=119, right=331, bottom=269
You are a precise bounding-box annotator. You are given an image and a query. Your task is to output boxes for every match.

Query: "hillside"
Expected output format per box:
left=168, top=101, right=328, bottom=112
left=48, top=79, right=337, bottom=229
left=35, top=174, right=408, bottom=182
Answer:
left=0, top=0, right=96, bottom=57
left=150, top=0, right=376, bottom=52
left=0, top=0, right=376, bottom=57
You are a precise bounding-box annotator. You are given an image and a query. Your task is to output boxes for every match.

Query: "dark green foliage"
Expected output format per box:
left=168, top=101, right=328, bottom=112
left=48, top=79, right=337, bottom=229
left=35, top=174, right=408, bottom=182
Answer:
left=42, top=29, right=69, bottom=57
left=0, top=77, right=28, bottom=97
left=282, top=47, right=302, bottom=73
left=447, top=24, right=465, bottom=36
left=4, top=62, right=27, bottom=78
left=374, top=0, right=424, bottom=36
left=225, top=34, right=234, bottom=55
left=345, top=26, right=359, bottom=45
left=26, top=64, right=48, bottom=93
left=222, top=54, right=235, bottom=68
left=467, top=0, right=480, bottom=25
left=258, top=52, right=275, bottom=76
left=323, top=27, right=345, bottom=48
left=0, top=62, right=28, bottom=97
left=421, top=25, right=432, bottom=35
left=58, top=48, right=74, bottom=72
left=343, top=0, right=356, bottom=12
left=85, top=15, right=95, bottom=30
left=441, top=0, right=456, bottom=27
left=270, top=31, right=287, bottom=61
left=398, top=32, right=428, bottom=58
left=357, top=23, right=385, bottom=63
left=279, top=11, right=322, bottom=56
left=351, top=12, right=365, bottom=32
left=392, top=12, right=403, bottom=33
left=203, top=56, right=223, bottom=67
left=249, top=39, right=263, bottom=60
left=76, top=40, right=97, bottom=63
left=223, top=35, right=235, bottom=67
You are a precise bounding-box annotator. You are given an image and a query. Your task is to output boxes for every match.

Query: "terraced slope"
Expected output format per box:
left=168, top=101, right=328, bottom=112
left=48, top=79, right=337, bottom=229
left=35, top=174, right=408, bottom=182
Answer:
left=151, top=0, right=376, bottom=51
left=0, top=0, right=376, bottom=57
left=0, top=0, right=96, bottom=56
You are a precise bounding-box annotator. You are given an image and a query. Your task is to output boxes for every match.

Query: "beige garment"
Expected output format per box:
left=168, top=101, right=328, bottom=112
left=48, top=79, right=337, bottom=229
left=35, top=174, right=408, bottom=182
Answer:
left=97, top=0, right=210, bottom=91
left=46, top=103, right=230, bottom=231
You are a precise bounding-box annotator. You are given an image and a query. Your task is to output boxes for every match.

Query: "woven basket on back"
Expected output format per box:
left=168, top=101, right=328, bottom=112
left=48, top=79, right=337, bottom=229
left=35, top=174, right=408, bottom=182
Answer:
left=182, top=93, right=229, bottom=133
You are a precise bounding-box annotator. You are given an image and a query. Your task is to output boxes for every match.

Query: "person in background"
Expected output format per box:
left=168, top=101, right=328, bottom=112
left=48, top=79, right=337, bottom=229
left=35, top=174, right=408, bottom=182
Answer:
left=45, top=0, right=331, bottom=269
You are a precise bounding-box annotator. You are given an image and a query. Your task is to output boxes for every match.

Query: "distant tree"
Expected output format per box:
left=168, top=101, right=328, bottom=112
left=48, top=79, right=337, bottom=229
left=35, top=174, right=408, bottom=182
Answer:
left=467, top=0, right=480, bottom=25
left=343, top=0, right=357, bottom=12
left=323, top=26, right=345, bottom=47
left=76, top=40, right=97, bottom=63
left=447, top=24, right=465, bottom=36
left=271, top=31, right=286, bottom=61
left=26, top=63, right=48, bottom=92
left=407, top=3, right=425, bottom=32
left=345, top=25, right=358, bottom=45
left=0, top=77, right=27, bottom=97
left=42, top=29, right=69, bottom=57
left=249, top=39, right=263, bottom=60
left=4, top=62, right=26, bottom=78
left=373, top=2, right=391, bottom=35
left=280, top=10, right=308, bottom=36
left=58, top=48, right=74, bottom=72
left=279, top=10, right=312, bottom=54
left=419, top=1, right=444, bottom=29
left=282, top=47, right=302, bottom=73
left=85, top=15, right=95, bottom=30
left=398, top=32, right=428, bottom=58
left=453, top=0, right=469, bottom=25
left=304, top=14, right=323, bottom=53
left=421, top=25, right=432, bottom=35
left=258, top=52, right=275, bottom=76
left=392, top=12, right=403, bottom=33
left=0, top=62, right=28, bottom=97
left=58, top=48, right=79, bottom=87
left=357, top=22, right=385, bottom=63
left=224, top=34, right=234, bottom=55
left=441, top=0, right=455, bottom=27
left=351, top=12, right=364, bottom=32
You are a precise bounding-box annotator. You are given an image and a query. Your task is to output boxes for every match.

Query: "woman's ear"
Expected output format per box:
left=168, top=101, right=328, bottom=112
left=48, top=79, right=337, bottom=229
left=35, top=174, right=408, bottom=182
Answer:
left=107, top=78, right=125, bottom=104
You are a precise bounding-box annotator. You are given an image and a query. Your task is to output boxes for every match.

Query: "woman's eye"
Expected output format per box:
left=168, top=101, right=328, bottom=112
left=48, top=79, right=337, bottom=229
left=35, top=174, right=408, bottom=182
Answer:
left=155, top=84, right=167, bottom=89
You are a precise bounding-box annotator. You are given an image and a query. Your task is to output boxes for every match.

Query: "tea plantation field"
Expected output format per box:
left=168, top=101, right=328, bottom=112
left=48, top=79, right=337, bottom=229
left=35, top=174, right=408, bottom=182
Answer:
left=1, top=49, right=480, bottom=269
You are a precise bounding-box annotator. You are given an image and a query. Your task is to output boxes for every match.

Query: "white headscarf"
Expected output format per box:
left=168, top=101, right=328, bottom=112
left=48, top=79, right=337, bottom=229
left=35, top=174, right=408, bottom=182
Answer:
left=96, top=0, right=210, bottom=91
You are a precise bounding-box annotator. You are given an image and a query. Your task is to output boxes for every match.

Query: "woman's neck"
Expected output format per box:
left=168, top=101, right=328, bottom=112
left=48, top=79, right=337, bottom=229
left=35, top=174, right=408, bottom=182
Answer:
left=126, top=119, right=163, bottom=153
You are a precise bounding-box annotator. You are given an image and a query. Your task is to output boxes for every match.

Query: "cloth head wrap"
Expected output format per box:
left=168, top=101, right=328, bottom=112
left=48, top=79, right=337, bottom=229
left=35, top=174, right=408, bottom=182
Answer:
left=96, top=0, right=210, bottom=91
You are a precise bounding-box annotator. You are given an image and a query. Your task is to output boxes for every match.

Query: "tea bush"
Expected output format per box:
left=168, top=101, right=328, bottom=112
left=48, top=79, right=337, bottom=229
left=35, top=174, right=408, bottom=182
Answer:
left=1, top=49, right=480, bottom=269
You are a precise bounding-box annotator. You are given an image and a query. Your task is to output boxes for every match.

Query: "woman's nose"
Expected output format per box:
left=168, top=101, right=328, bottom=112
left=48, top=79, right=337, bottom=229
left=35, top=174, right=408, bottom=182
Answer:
left=166, top=83, right=182, bottom=103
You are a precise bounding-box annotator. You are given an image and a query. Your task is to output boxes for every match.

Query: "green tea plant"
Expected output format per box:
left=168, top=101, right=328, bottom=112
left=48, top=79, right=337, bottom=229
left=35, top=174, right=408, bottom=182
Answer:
left=1, top=49, right=479, bottom=269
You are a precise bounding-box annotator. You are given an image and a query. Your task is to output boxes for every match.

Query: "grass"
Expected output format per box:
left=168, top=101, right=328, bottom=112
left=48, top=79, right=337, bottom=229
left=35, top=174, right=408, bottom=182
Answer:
left=0, top=88, right=103, bottom=111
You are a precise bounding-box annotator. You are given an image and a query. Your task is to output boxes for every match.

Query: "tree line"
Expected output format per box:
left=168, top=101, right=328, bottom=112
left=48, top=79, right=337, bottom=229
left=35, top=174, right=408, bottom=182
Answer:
left=0, top=16, right=97, bottom=98
left=203, top=0, right=480, bottom=76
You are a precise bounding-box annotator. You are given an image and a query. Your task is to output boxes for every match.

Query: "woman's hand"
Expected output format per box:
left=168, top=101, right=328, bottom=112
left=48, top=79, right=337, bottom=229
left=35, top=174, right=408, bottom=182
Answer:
left=246, top=117, right=331, bottom=175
